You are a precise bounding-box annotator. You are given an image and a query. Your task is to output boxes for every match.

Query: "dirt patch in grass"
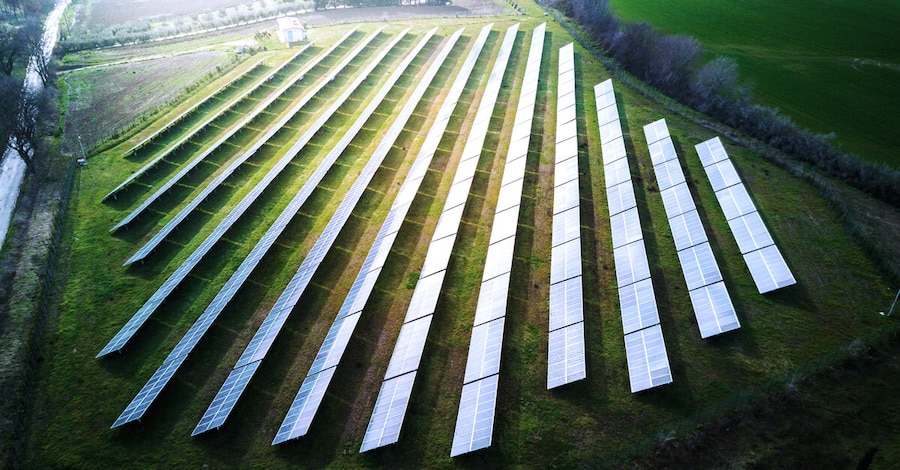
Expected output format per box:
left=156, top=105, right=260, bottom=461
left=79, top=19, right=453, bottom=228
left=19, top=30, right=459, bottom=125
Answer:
left=60, top=50, right=236, bottom=153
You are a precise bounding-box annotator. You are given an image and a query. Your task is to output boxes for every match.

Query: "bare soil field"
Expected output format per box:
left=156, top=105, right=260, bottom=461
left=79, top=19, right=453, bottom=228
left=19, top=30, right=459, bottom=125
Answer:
left=79, top=0, right=258, bottom=28
left=60, top=50, right=235, bottom=153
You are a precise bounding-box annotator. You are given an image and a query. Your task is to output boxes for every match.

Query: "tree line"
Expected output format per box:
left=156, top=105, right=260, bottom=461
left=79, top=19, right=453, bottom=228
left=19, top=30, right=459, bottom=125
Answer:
left=551, top=0, right=900, bottom=207
left=0, top=0, right=56, bottom=175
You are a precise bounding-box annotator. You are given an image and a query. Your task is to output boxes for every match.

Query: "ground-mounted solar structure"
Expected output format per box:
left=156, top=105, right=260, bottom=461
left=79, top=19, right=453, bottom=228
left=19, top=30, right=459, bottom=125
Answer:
left=358, top=22, right=494, bottom=453
left=98, top=27, right=393, bottom=359
left=595, top=79, right=672, bottom=392
left=695, top=137, right=796, bottom=294
left=546, top=42, right=587, bottom=390
left=644, top=119, right=740, bottom=339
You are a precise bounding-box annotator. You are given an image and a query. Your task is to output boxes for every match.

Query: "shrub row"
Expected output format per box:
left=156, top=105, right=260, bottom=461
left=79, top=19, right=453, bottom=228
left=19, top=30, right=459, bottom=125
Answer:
left=549, top=0, right=900, bottom=207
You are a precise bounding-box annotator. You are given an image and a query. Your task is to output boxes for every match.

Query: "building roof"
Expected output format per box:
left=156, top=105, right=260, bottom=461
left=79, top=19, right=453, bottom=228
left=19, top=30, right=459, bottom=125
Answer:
left=277, top=17, right=304, bottom=31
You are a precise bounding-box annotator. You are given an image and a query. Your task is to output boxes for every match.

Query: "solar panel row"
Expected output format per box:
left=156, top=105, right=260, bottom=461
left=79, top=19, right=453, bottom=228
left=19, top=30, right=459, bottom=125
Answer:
left=644, top=120, right=740, bottom=339
left=359, top=25, right=497, bottom=454
left=595, top=79, right=672, bottom=393
left=695, top=137, right=796, bottom=294
left=454, top=28, right=546, bottom=441
left=103, top=58, right=271, bottom=201
left=368, top=22, right=522, bottom=458
left=98, top=27, right=387, bottom=359
left=217, top=27, right=459, bottom=444
left=110, top=27, right=420, bottom=429
left=125, top=30, right=364, bottom=265
left=189, top=27, right=445, bottom=438
left=546, top=43, right=586, bottom=391
left=109, top=44, right=316, bottom=231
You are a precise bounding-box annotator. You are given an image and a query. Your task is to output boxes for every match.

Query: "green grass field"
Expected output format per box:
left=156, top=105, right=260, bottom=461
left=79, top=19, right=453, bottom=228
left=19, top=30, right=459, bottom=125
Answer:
left=609, top=0, right=900, bottom=168
left=20, top=3, right=899, bottom=468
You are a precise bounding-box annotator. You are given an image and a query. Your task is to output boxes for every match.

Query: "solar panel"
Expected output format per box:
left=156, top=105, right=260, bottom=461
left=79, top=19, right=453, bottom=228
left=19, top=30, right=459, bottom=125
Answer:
left=624, top=324, right=672, bottom=392
left=695, top=136, right=728, bottom=167
left=678, top=242, right=724, bottom=291
left=606, top=181, right=637, bottom=217
left=503, top=148, right=529, bottom=181
left=558, top=103, right=576, bottom=128
left=610, top=207, right=643, bottom=249
left=715, top=184, right=756, bottom=221
left=553, top=179, right=580, bottom=214
left=729, top=212, right=775, bottom=254
left=597, top=106, right=620, bottom=126
left=496, top=178, right=525, bottom=213
left=192, top=360, right=260, bottom=435
left=744, top=244, right=796, bottom=294
left=653, top=158, right=686, bottom=191
left=604, top=157, right=631, bottom=188
left=619, top=278, right=660, bottom=335
left=444, top=177, right=474, bottom=211
left=554, top=153, right=579, bottom=186
left=420, top=235, right=456, bottom=278
left=450, top=375, right=498, bottom=457
left=668, top=209, right=708, bottom=251
left=556, top=116, right=577, bottom=143
left=383, top=316, right=433, bottom=380
left=504, top=136, right=531, bottom=163
left=614, top=240, right=651, bottom=288
left=660, top=183, right=696, bottom=218
left=556, top=136, right=578, bottom=163
left=688, top=282, right=740, bottom=338
left=490, top=205, right=520, bottom=244
left=648, top=140, right=678, bottom=166
left=272, top=366, right=336, bottom=444
left=432, top=203, right=466, bottom=242
left=557, top=87, right=576, bottom=111
left=601, top=136, right=627, bottom=165
left=473, top=272, right=511, bottom=326
left=547, top=322, right=587, bottom=389
left=404, top=271, right=445, bottom=323
left=706, top=159, right=742, bottom=192
left=643, top=119, right=669, bottom=145
left=599, top=120, right=623, bottom=145
left=463, top=318, right=505, bottom=383
left=360, top=371, right=417, bottom=452
left=594, top=79, right=613, bottom=97
left=548, top=276, right=584, bottom=332
left=551, top=206, right=580, bottom=248
left=550, top=238, right=583, bottom=285
left=595, top=93, right=618, bottom=116
left=307, top=313, right=362, bottom=375
left=481, top=236, right=515, bottom=282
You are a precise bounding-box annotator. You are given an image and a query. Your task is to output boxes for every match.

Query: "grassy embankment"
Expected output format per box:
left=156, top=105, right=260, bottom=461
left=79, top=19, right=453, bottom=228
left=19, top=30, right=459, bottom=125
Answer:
left=609, top=0, right=900, bottom=168
left=25, top=6, right=898, bottom=468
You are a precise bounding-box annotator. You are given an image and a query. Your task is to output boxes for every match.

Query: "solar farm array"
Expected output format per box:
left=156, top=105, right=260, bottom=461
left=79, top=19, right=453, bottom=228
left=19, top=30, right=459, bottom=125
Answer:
left=90, top=22, right=799, bottom=459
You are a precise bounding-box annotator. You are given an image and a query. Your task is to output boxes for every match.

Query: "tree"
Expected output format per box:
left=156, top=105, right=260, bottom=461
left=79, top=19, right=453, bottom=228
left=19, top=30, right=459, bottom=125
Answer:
left=645, top=34, right=703, bottom=99
left=0, top=25, right=24, bottom=75
left=688, top=56, right=745, bottom=115
left=5, top=85, right=47, bottom=174
left=20, top=17, right=52, bottom=87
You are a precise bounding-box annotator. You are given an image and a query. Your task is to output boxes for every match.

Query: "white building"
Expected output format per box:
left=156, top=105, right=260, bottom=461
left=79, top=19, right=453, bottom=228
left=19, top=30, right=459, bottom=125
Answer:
left=277, top=17, right=307, bottom=46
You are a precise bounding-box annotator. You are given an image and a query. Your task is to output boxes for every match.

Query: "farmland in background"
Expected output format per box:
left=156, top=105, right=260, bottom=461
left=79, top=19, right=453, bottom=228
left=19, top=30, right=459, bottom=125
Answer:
left=609, top=0, right=900, bottom=168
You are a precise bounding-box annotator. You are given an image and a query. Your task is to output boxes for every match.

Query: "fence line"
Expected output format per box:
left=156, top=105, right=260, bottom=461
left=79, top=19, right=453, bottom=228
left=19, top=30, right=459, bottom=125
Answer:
left=6, top=161, right=77, bottom=470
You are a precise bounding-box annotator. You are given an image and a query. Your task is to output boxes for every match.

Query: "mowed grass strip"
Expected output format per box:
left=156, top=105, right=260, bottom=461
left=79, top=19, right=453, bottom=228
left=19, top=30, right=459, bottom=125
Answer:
left=27, top=12, right=897, bottom=469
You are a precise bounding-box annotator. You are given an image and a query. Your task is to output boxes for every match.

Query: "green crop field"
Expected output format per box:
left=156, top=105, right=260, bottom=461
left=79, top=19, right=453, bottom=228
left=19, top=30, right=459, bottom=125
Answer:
left=14, top=1, right=899, bottom=468
left=609, top=0, right=900, bottom=168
